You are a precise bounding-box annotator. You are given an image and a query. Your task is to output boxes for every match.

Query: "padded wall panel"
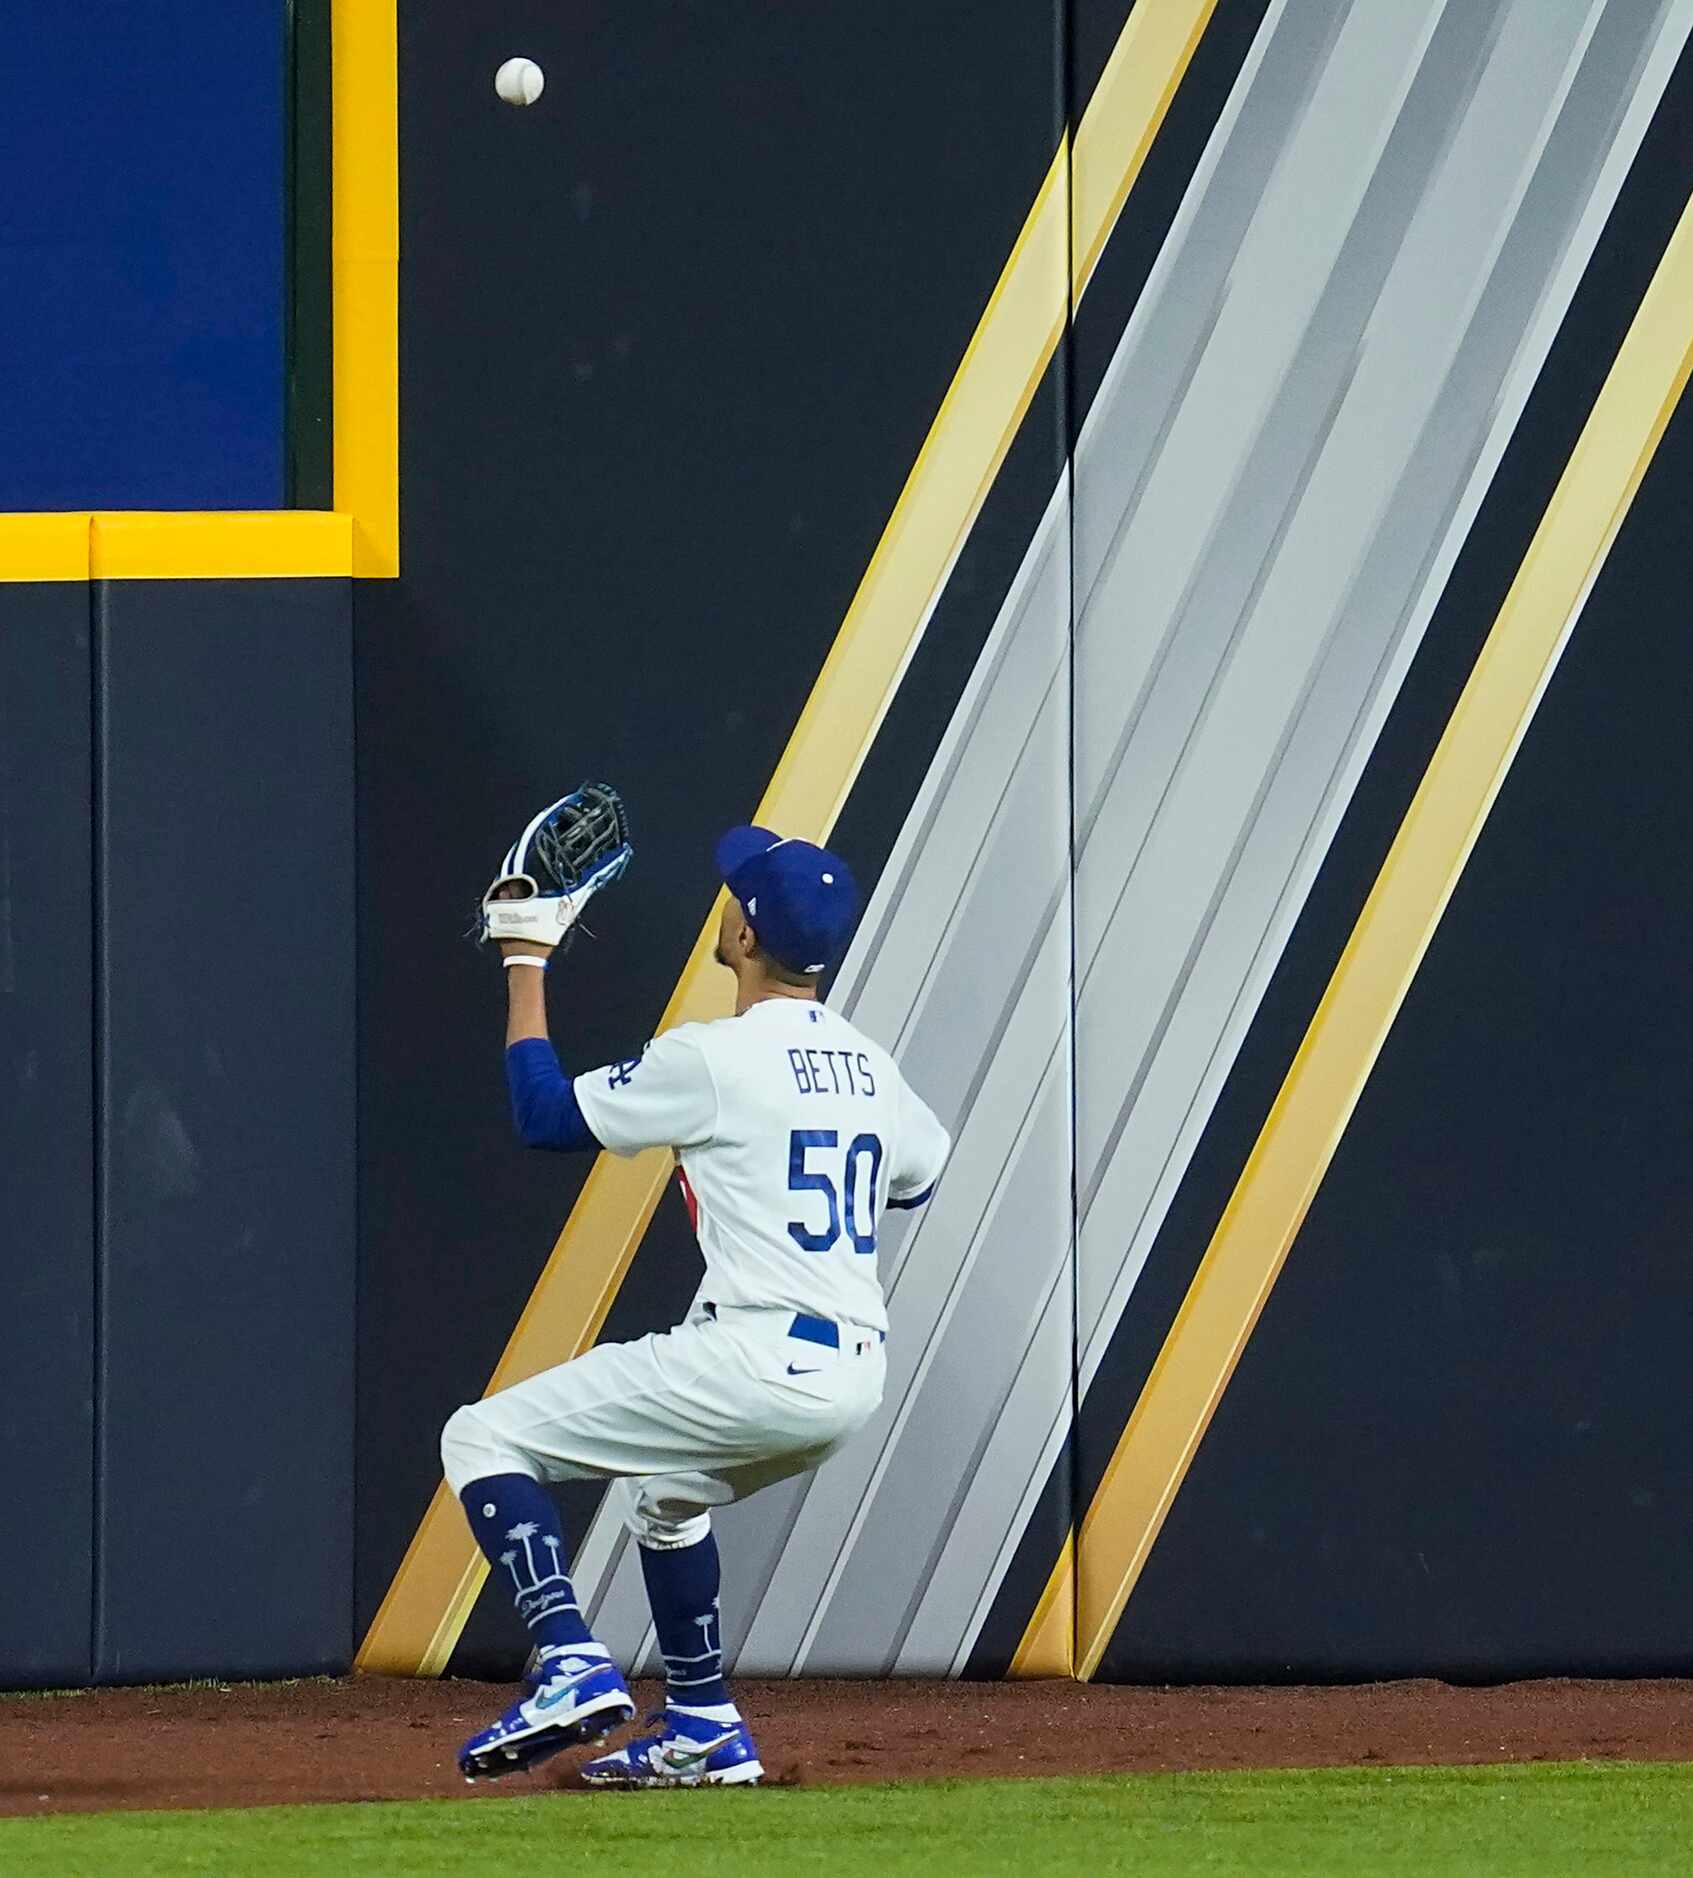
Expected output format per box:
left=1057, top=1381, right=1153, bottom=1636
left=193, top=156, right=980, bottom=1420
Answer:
left=0, top=581, right=95, bottom=1686
left=1070, top=0, right=1692, bottom=1678
left=362, top=0, right=1070, bottom=1671
left=94, top=577, right=354, bottom=1681
left=1097, top=350, right=1693, bottom=1685
left=566, top=467, right=1075, bottom=1682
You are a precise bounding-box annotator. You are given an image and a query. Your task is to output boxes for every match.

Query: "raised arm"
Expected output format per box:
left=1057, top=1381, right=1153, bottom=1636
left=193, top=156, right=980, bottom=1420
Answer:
left=477, top=784, right=634, bottom=1151
left=498, top=940, right=600, bottom=1152
left=502, top=942, right=551, bottom=1047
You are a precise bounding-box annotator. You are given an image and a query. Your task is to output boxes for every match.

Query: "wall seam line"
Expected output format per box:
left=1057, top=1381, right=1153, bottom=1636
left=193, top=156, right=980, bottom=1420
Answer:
left=1061, top=0, right=1081, bottom=1687
left=87, top=525, right=104, bottom=1684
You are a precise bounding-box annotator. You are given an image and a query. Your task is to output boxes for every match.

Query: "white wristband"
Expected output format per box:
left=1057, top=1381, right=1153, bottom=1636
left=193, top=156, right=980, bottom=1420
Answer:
left=502, top=953, right=550, bottom=970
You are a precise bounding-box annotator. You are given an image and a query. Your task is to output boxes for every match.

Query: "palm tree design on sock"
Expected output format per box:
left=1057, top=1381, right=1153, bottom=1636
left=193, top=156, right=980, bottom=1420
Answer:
left=500, top=1520, right=577, bottom=1626
left=661, top=1602, right=724, bottom=1695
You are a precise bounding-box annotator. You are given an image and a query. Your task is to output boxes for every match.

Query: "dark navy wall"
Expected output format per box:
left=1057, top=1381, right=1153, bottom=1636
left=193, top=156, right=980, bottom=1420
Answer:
left=0, top=568, right=355, bottom=1691
left=1087, top=45, right=1693, bottom=1683
left=93, top=577, right=356, bottom=1681
left=357, top=0, right=1068, bottom=1669
left=1100, top=393, right=1693, bottom=1685
left=0, top=2, right=286, bottom=511
left=0, top=583, right=96, bottom=1687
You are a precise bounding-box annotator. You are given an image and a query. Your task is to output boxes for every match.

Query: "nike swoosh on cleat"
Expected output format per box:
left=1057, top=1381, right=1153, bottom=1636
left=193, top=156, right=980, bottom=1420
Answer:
left=658, top=1731, right=737, bottom=1772
left=533, top=1670, right=599, bottom=1711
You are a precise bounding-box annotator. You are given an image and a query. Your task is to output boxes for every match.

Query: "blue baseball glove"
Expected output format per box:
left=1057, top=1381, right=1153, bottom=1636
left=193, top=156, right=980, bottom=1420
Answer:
left=479, top=782, right=633, bottom=951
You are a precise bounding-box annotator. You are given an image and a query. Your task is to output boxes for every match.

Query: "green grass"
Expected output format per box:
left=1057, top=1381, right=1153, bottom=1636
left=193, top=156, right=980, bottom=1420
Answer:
left=3, top=1762, right=1690, bottom=1876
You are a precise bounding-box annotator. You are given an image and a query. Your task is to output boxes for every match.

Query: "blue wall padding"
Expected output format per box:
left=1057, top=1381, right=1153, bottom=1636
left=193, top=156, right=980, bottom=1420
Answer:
left=94, top=577, right=354, bottom=1681
left=0, top=584, right=96, bottom=1686
left=0, top=2, right=285, bottom=510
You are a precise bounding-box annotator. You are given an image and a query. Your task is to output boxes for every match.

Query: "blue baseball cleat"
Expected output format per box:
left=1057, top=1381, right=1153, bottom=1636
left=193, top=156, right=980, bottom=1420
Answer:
left=580, top=1708, right=764, bottom=1787
left=458, top=1652, right=636, bottom=1782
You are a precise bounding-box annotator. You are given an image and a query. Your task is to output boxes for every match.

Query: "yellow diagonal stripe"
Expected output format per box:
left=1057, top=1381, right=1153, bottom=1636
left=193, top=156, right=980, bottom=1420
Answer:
left=1071, top=0, right=1216, bottom=304
left=1013, top=1530, right=1077, bottom=1678
left=358, top=0, right=1219, bottom=1677
left=1062, top=189, right=1693, bottom=1683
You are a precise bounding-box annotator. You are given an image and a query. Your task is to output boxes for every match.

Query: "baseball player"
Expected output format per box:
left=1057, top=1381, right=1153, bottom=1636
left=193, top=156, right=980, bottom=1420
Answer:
left=444, top=818, right=951, bottom=1786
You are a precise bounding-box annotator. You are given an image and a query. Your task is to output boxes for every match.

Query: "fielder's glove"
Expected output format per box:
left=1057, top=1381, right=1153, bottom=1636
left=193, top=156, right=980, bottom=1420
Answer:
left=478, top=782, right=633, bottom=950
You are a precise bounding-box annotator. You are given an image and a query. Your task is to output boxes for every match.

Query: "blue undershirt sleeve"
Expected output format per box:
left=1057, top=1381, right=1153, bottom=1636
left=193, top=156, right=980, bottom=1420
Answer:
left=505, top=1038, right=603, bottom=1153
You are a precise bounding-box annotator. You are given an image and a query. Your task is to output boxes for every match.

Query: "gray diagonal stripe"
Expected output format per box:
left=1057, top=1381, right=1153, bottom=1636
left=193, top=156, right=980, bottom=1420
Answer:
left=563, top=0, right=1690, bottom=1678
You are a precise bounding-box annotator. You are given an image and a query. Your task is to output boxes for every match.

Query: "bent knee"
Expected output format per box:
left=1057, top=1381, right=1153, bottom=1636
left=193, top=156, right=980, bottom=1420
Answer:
left=622, top=1480, right=712, bottom=1552
left=440, top=1401, right=525, bottom=1496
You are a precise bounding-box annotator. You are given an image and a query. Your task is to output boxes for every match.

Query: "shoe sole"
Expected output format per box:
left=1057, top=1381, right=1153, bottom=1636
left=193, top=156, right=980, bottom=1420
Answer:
left=460, top=1691, right=636, bottom=1782
left=581, top=1757, right=764, bottom=1789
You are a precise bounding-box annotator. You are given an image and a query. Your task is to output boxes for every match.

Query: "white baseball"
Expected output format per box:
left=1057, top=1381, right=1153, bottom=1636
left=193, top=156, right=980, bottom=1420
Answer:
left=494, top=57, right=545, bottom=107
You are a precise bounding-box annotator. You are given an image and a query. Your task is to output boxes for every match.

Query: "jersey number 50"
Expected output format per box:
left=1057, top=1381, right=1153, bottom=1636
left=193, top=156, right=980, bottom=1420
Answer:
left=787, top=1129, right=883, bottom=1255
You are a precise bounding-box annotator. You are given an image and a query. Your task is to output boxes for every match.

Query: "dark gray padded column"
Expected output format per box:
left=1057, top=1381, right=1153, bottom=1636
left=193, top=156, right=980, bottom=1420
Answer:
left=94, top=576, right=354, bottom=1682
left=0, top=580, right=95, bottom=1687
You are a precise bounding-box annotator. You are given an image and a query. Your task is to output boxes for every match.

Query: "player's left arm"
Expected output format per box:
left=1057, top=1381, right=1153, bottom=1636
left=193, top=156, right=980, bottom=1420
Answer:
left=499, top=941, right=601, bottom=1153
left=499, top=926, right=719, bottom=1158
left=572, top=1027, right=718, bottom=1157
left=479, top=783, right=634, bottom=1153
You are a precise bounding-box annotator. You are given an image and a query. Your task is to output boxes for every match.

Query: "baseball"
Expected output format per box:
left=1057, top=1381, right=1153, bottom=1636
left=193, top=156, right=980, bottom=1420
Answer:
left=494, top=57, right=545, bottom=107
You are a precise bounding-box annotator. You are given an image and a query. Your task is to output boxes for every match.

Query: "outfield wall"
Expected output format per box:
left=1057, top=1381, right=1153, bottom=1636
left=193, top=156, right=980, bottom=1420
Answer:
left=0, top=549, right=355, bottom=1686
left=1, top=0, right=1690, bottom=1691
left=356, top=0, right=1693, bottom=1686
left=0, top=1, right=287, bottom=510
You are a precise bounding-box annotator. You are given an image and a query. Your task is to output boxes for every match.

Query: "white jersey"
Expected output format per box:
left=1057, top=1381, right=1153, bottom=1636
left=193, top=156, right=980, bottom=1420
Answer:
left=573, top=998, right=949, bottom=1335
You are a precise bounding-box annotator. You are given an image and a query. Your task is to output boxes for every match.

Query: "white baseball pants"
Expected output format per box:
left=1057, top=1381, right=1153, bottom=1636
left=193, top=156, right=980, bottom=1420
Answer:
left=440, top=1303, right=885, bottom=1549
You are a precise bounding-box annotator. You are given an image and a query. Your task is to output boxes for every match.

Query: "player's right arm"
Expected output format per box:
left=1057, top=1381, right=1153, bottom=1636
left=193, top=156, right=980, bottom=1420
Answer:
left=888, top=1077, right=951, bottom=1211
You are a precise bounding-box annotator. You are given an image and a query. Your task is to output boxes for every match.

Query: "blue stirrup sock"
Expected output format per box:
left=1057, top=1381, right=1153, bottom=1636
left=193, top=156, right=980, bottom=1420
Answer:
left=460, top=1475, right=604, bottom=1657
left=639, top=1531, right=736, bottom=1715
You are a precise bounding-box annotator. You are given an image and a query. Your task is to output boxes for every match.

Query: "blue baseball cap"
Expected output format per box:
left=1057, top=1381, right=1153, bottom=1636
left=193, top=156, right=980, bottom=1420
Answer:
left=714, top=825, right=861, bottom=975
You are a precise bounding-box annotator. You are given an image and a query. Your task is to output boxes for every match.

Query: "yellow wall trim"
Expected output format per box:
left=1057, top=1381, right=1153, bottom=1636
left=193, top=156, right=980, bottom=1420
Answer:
left=1063, top=188, right=1693, bottom=1684
left=333, top=0, right=400, bottom=578
left=0, top=512, right=356, bottom=581
left=0, top=5, right=398, bottom=582
left=0, top=513, right=92, bottom=582
left=89, top=512, right=354, bottom=580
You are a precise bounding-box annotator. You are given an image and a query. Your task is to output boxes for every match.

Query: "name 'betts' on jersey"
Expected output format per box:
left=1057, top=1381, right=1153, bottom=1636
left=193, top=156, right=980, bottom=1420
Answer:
left=574, top=999, right=950, bottom=1335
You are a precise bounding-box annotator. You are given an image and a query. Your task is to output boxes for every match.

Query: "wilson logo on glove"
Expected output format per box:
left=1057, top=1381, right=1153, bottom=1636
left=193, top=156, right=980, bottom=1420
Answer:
left=478, top=782, right=634, bottom=952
